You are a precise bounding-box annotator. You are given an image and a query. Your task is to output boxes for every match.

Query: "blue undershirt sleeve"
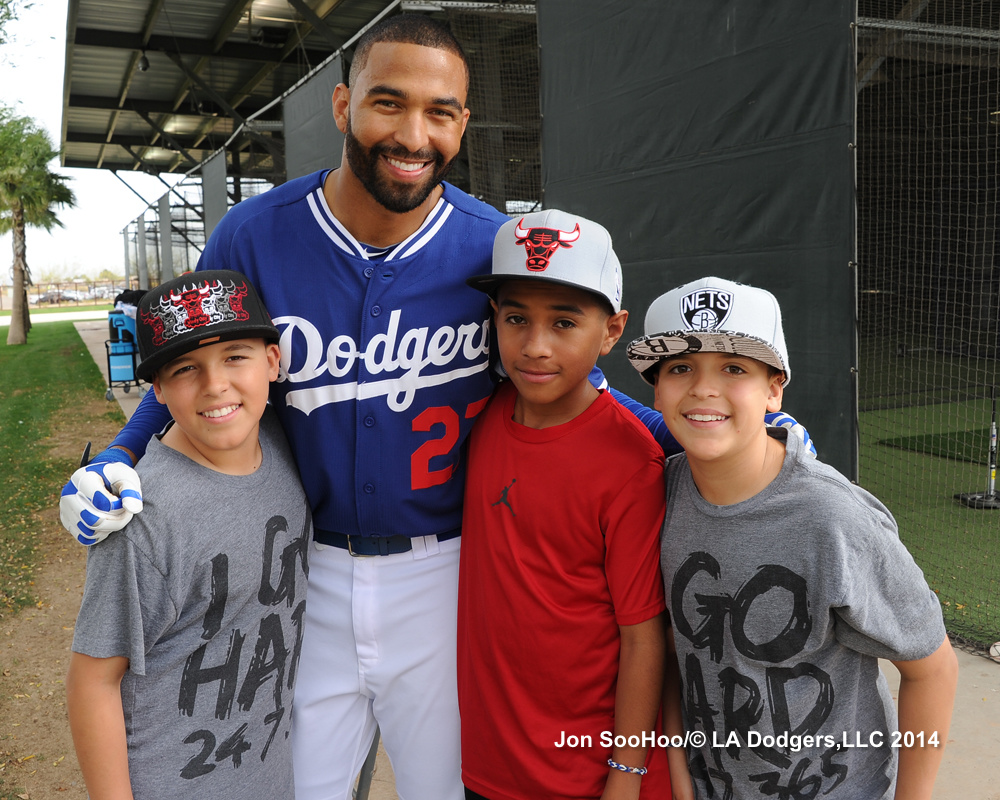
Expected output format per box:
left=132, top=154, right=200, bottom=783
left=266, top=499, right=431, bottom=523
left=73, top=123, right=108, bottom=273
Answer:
left=588, top=366, right=682, bottom=457
left=108, top=388, right=172, bottom=462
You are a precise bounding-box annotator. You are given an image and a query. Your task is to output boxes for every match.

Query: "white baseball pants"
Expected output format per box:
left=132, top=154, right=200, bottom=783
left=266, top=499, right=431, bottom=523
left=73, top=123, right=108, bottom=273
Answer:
left=291, top=534, right=463, bottom=800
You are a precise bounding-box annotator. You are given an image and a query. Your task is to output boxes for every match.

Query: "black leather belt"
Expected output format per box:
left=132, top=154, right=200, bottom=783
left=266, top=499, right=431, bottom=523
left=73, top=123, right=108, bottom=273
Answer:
left=315, top=528, right=461, bottom=556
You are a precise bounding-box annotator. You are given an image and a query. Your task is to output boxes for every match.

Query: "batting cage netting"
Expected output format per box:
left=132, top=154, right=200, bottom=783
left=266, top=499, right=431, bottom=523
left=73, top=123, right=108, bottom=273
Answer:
left=447, top=2, right=541, bottom=215
left=857, top=1, right=1000, bottom=650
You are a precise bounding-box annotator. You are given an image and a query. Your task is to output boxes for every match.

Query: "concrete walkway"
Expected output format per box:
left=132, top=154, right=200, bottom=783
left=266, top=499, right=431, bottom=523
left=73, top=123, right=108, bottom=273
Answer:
left=70, top=321, right=998, bottom=800
left=73, top=319, right=147, bottom=417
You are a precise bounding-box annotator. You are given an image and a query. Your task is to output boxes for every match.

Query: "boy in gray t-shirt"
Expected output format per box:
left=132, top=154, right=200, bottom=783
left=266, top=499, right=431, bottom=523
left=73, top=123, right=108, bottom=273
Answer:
left=626, top=276, right=957, bottom=800
left=67, top=270, right=311, bottom=799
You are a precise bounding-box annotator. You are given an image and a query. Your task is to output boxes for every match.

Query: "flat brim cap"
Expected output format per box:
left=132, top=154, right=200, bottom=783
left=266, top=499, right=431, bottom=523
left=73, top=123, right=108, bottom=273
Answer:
left=467, top=209, right=623, bottom=312
left=135, top=269, right=279, bottom=381
left=626, top=276, right=790, bottom=386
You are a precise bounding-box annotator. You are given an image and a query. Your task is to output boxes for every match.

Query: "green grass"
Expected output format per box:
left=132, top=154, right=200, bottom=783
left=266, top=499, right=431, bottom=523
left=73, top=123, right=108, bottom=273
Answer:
left=859, top=397, right=1000, bottom=648
left=0, top=323, right=121, bottom=615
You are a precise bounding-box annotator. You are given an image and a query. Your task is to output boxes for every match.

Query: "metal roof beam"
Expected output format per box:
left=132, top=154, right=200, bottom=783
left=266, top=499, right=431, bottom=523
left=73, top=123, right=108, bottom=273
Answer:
left=212, top=0, right=255, bottom=51
left=97, top=0, right=168, bottom=168
left=74, top=28, right=331, bottom=64
left=135, top=110, right=201, bottom=167
left=163, top=50, right=286, bottom=172
left=161, top=0, right=352, bottom=161
left=69, top=93, right=271, bottom=117
left=70, top=131, right=214, bottom=149
left=160, top=0, right=292, bottom=156
left=286, top=0, right=345, bottom=50
left=857, top=0, right=931, bottom=91
left=120, top=143, right=160, bottom=172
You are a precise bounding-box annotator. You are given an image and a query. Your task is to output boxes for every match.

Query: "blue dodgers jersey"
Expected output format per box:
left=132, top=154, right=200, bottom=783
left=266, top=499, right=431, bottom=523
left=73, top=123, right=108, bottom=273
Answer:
left=198, top=171, right=507, bottom=539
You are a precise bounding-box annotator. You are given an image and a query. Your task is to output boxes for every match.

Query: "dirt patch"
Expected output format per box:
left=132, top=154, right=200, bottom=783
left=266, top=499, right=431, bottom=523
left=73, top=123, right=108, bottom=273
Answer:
left=42, top=396, right=124, bottom=464
left=0, top=510, right=88, bottom=799
left=0, top=396, right=124, bottom=798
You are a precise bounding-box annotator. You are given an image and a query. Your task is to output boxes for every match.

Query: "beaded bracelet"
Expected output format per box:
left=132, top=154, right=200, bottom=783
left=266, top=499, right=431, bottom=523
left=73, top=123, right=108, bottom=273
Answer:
left=607, top=758, right=647, bottom=776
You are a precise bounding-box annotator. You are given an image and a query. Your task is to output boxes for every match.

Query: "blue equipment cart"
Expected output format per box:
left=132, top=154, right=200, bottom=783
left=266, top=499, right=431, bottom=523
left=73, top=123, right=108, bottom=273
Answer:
left=105, top=310, right=145, bottom=401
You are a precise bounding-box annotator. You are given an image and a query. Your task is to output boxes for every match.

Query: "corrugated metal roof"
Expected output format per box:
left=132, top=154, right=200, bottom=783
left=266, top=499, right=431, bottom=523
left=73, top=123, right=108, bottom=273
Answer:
left=61, top=0, right=397, bottom=177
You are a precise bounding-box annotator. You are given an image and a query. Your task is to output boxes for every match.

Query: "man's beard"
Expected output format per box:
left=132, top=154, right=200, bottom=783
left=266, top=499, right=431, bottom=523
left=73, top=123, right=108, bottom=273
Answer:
left=344, top=117, right=457, bottom=214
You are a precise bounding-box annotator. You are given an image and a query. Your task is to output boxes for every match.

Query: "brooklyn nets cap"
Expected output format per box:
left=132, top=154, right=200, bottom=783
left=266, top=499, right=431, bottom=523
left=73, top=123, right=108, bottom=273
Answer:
left=627, top=276, right=790, bottom=386
left=135, top=270, right=279, bottom=381
left=467, top=209, right=623, bottom=313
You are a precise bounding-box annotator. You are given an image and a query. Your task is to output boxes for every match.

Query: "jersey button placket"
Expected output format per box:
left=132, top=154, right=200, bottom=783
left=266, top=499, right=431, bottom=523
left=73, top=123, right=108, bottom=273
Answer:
left=357, top=266, right=393, bottom=533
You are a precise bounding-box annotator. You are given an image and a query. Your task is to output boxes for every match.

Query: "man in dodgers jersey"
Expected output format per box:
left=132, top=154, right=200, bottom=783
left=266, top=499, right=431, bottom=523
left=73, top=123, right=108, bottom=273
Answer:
left=60, top=15, right=508, bottom=800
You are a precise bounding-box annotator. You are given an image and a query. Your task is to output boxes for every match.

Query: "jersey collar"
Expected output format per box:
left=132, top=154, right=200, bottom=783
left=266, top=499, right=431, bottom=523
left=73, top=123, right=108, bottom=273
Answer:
left=306, top=186, right=454, bottom=262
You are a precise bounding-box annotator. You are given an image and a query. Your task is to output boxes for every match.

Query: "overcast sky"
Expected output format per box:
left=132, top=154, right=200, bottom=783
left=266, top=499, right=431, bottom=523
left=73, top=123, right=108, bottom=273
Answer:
left=0, top=0, right=183, bottom=283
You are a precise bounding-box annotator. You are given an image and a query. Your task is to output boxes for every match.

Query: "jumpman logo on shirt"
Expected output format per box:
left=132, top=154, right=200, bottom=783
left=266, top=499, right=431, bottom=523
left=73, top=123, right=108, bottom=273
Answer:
left=492, top=478, right=516, bottom=517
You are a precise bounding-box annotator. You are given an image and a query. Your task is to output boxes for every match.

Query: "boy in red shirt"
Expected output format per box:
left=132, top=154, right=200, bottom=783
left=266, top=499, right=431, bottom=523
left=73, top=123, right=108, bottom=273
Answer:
left=458, top=210, right=687, bottom=800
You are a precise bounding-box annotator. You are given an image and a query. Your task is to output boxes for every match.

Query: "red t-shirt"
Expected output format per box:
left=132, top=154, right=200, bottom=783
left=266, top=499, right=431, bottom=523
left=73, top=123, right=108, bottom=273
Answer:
left=458, top=383, right=671, bottom=800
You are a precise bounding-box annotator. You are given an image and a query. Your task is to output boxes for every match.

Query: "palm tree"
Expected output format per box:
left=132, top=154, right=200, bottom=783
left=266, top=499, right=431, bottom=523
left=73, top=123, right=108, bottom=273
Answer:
left=0, top=0, right=23, bottom=46
left=0, top=108, right=75, bottom=345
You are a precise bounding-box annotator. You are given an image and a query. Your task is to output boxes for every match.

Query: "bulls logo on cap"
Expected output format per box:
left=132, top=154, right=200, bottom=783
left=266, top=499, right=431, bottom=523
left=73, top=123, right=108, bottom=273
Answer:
left=513, top=217, right=581, bottom=272
left=467, top=209, right=623, bottom=313
left=681, top=287, right=733, bottom=331
left=142, top=277, right=250, bottom=347
left=134, top=269, right=279, bottom=381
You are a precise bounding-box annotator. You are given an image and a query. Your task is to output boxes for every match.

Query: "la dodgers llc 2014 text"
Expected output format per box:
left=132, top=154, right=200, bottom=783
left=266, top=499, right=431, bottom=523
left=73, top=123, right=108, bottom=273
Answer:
left=552, top=729, right=941, bottom=752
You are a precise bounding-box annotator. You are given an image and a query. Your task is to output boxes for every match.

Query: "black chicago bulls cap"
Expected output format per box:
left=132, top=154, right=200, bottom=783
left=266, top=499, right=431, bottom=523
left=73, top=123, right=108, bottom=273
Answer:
left=467, top=209, right=623, bottom=313
left=135, top=270, right=279, bottom=381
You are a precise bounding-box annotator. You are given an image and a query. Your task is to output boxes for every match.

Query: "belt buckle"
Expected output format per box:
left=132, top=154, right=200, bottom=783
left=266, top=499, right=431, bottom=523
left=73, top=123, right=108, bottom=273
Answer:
left=346, top=535, right=372, bottom=558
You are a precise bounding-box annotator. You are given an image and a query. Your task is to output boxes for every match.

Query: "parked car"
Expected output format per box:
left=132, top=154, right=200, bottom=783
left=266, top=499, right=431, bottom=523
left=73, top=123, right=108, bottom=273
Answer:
left=32, top=290, right=83, bottom=304
left=33, top=291, right=67, bottom=304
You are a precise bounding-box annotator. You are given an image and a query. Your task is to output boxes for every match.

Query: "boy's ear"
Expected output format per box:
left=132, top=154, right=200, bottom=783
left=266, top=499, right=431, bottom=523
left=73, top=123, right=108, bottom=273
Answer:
left=489, top=297, right=499, bottom=317
left=151, top=374, right=167, bottom=406
left=600, top=309, right=629, bottom=356
left=766, top=372, right=784, bottom=413
left=265, top=342, right=281, bottom=382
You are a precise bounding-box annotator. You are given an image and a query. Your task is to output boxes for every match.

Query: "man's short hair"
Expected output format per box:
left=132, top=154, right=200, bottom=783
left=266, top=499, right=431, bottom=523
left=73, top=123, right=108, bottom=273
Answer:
left=348, top=13, right=469, bottom=94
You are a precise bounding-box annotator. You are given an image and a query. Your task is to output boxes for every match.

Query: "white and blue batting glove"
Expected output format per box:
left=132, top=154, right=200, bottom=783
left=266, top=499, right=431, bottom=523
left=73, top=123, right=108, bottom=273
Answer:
left=765, top=412, right=817, bottom=458
left=59, top=447, right=143, bottom=546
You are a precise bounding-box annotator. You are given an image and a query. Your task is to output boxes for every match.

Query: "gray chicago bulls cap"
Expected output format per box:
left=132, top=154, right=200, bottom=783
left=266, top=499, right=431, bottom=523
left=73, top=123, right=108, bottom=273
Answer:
left=467, top=209, right=623, bottom=313
left=626, top=276, right=789, bottom=386
left=135, top=270, right=279, bottom=381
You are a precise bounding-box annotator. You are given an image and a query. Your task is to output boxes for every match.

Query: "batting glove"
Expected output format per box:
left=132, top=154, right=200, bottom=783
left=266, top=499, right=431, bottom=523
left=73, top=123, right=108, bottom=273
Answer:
left=765, top=411, right=817, bottom=458
left=59, top=447, right=143, bottom=546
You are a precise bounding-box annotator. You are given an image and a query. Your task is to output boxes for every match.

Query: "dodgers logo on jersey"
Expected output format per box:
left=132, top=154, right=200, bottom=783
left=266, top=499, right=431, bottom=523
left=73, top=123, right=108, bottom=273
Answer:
left=514, top=218, right=581, bottom=271
left=142, top=277, right=249, bottom=346
left=273, top=310, right=491, bottom=415
left=681, top=288, right=733, bottom=331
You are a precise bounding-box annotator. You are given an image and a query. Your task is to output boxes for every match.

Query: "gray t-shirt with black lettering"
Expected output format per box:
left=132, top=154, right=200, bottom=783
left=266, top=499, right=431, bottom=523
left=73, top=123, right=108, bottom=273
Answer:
left=662, top=429, right=946, bottom=800
left=73, top=408, right=311, bottom=799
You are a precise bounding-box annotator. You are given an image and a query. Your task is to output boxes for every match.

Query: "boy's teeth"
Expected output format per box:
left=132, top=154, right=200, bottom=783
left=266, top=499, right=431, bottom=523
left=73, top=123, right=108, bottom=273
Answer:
left=202, top=404, right=239, bottom=418
left=687, top=413, right=726, bottom=422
